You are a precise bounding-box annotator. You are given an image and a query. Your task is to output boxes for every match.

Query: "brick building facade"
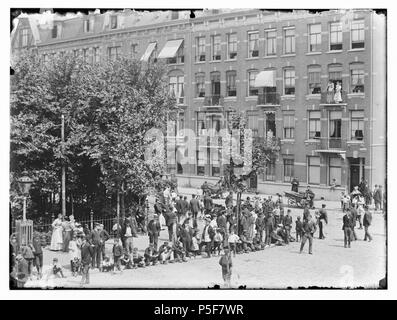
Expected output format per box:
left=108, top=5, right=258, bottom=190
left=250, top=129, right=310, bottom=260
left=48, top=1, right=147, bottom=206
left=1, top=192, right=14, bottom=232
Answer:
left=11, top=9, right=386, bottom=200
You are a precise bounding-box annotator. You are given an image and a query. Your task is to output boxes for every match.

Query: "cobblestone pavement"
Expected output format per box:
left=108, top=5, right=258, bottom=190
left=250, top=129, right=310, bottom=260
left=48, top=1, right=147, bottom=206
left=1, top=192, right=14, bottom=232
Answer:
left=24, top=190, right=386, bottom=289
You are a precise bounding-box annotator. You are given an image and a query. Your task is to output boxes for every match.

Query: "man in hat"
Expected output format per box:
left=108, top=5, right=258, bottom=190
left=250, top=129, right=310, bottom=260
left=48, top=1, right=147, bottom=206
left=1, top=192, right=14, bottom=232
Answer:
left=264, top=210, right=275, bottom=247
left=318, top=204, right=328, bottom=239
left=99, top=224, right=110, bottom=261
left=147, top=214, right=161, bottom=251
left=216, top=210, right=228, bottom=247
left=283, top=209, right=293, bottom=244
left=201, top=217, right=215, bottom=258
left=204, top=192, right=213, bottom=216
left=342, top=209, right=354, bottom=248
left=219, top=248, right=232, bottom=288
left=363, top=205, right=373, bottom=242
left=121, top=219, right=135, bottom=255
left=89, top=223, right=102, bottom=269
left=291, top=177, right=299, bottom=192
left=300, top=214, right=317, bottom=254
left=190, top=194, right=200, bottom=227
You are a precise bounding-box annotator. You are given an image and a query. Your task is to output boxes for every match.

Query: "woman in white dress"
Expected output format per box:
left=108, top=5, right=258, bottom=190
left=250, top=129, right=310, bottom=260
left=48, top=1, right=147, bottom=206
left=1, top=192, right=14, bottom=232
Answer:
left=334, top=82, right=342, bottom=103
left=50, top=214, right=64, bottom=251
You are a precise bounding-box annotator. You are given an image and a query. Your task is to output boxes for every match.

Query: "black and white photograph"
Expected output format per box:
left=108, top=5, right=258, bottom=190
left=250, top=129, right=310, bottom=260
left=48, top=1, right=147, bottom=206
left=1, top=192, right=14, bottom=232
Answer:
left=7, top=3, right=388, bottom=291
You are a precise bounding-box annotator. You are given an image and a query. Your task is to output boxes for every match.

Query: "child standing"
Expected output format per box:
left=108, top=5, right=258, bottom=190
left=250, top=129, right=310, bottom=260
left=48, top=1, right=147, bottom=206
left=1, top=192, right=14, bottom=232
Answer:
left=69, top=235, right=81, bottom=277
left=32, top=233, right=44, bottom=279
left=219, top=248, right=233, bottom=288
left=228, top=229, right=240, bottom=257
left=112, top=237, right=124, bottom=273
left=213, top=229, right=223, bottom=255
left=190, top=233, right=200, bottom=257
left=21, top=244, right=35, bottom=280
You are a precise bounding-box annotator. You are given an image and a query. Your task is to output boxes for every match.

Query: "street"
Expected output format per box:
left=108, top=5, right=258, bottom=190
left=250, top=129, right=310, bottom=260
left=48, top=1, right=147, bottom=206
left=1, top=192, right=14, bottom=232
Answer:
left=25, top=196, right=386, bottom=289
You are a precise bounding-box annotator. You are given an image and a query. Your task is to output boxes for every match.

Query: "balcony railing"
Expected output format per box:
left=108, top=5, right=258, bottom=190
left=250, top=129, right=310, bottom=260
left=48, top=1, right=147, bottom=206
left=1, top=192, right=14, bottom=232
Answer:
left=316, top=137, right=343, bottom=150
left=320, top=91, right=348, bottom=105
left=257, top=92, right=281, bottom=106
left=204, top=95, right=224, bottom=106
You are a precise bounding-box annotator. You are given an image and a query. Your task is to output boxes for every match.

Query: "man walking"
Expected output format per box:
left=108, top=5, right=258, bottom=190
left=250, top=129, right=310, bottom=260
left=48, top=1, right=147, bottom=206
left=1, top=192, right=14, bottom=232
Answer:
left=283, top=209, right=293, bottom=244
left=203, top=192, right=213, bottom=216
left=300, top=215, right=316, bottom=254
left=190, top=194, right=200, bottom=226
left=89, top=223, right=102, bottom=269
left=318, top=204, right=328, bottom=239
left=363, top=206, right=373, bottom=242
left=219, top=248, right=233, bottom=288
left=147, top=214, right=161, bottom=250
left=342, top=209, right=354, bottom=248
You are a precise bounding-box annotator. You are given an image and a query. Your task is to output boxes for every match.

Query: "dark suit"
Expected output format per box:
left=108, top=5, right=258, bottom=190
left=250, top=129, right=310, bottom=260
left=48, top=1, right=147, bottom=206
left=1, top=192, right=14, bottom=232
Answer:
left=283, top=215, right=293, bottom=243
left=203, top=196, right=213, bottom=215
left=190, top=198, right=200, bottom=219
left=81, top=242, right=93, bottom=284
left=363, top=211, right=373, bottom=241
left=342, top=213, right=354, bottom=247
left=89, top=229, right=101, bottom=268
left=318, top=209, right=328, bottom=239
left=300, top=220, right=316, bottom=254
left=200, top=225, right=215, bottom=257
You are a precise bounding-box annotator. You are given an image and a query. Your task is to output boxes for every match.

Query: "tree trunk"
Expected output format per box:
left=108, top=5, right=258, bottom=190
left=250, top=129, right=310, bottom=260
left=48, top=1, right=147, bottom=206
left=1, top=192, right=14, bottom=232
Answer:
left=120, top=182, right=125, bottom=218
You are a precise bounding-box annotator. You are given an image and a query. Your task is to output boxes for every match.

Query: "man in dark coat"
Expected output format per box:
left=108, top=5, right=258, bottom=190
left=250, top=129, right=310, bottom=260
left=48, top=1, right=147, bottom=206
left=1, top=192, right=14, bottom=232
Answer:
left=303, top=203, right=311, bottom=223
left=80, top=236, right=94, bottom=285
left=317, top=204, right=328, bottom=239
left=175, top=195, right=184, bottom=223
left=181, top=196, right=190, bottom=217
left=342, top=209, right=354, bottom=248
left=373, top=185, right=383, bottom=211
left=305, top=186, right=315, bottom=208
left=203, top=193, right=213, bottom=216
left=189, top=194, right=200, bottom=223
left=363, top=206, right=373, bottom=242
left=200, top=217, right=215, bottom=257
left=147, top=214, right=161, bottom=250
left=216, top=210, right=228, bottom=246
left=89, top=223, right=102, bottom=269
left=165, top=204, right=177, bottom=242
left=283, top=209, right=293, bottom=244
left=255, top=212, right=266, bottom=244
left=291, top=177, right=299, bottom=192
left=264, top=211, right=275, bottom=247
left=300, top=215, right=317, bottom=254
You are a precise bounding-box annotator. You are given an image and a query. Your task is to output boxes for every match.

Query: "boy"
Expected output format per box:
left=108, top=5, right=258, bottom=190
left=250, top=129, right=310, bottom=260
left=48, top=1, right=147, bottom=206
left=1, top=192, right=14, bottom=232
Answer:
left=32, top=233, right=44, bottom=279
left=144, top=244, right=158, bottom=266
left=173, top=240, right=187, bottom=262
left=228, top=229, right=239, bottom=257
left=190, top=233, right=200, bottom=257
left=52, top=258, right=65, bottom=278
left=252, top=233, right=263, bottom=251
left=295, top=216, right=303, bottom=242
left=120, top=252, right=133, bottom=269
left=219, top=248, right=232, bottom=288
left=80, top=236, right=93, bottom=286
left=21, top=244, right=34, bottom=280
left=131, top=247, right=145, bottom=268
left=212, top=229, right=223, bottom=256
left=112, top=237, right=123, bottom=273
left=158, top=241, right=173, bottom=264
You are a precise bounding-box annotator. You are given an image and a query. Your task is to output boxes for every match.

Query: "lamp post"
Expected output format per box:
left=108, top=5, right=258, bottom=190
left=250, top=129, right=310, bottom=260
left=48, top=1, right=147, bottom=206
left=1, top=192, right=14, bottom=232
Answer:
left=17, top=174, right=34, bottom=221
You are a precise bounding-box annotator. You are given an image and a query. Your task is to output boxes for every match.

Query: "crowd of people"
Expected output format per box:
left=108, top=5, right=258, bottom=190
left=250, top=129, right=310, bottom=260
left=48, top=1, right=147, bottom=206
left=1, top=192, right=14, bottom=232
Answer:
left=10, top=180, right=383, bottom=288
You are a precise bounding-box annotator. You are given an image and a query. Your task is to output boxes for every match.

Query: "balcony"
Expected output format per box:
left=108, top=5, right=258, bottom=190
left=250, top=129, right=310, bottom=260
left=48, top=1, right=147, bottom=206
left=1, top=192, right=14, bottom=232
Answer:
left=204, top=95, right=224, bottom=107
left=314, top=138, right=346, bottom=154
left=320, top=91, right=348, bottom=105
left=257, top=92, right=281, bottom=106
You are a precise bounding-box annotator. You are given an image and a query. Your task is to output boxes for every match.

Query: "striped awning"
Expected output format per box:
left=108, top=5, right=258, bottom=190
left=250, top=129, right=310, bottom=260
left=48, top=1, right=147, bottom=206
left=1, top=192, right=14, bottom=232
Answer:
left=140, top=42, right=157, bottom=62
left=158, top=39, right=184, bottom=59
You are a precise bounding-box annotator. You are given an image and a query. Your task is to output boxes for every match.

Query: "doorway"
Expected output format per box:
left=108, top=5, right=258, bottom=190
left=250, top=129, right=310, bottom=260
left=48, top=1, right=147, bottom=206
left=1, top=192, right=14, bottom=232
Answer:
left=349, top=158, right=365, bottom=192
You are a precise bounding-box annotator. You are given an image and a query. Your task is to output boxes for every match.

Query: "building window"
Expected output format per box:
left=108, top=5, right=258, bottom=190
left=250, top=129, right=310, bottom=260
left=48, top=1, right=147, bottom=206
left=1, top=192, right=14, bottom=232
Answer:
left=196, top=37, right=206, bottom=62
left=284, top=68, right=295, bottom=95
left=226, top=71, right=237, bottom=97
left=329, top=111, right=342, bottom=148
left=21, top=29, right=29, bottom=47
left=197, top=149, right=205, bottom=176
left=84, top=19, right=94, bottom=33
left=308, top=65, right=321, bottom=94
left=247, top=112, right=259, bottom=137
left=210, top=72, right=221, bottom=96
left=211, top=150, right=220, bottom=177
left=351, top=19, right=365, bottom=49
left=195, top=73, right=205, bottom=98
left=248, top=31, right=259, bottom=58
left=197, top=112, right=206, bottom=136
left=329, top=157, right=341, bottom=186
left=308, top=111, right=321, bottom=139
left=248, top=70, right=259, bottom=96
left=308, top=24, right=321, bottom=52
left=283, top=114, right=295, bottom=139
left=330, top=22, right=343, bottom=51
left=283, top=159, right=294, bottom=182
left=350, top=63, right=365, bottom=93
left=328, top=63, right=343, bottom=91
left=52, top=25, right=58, bottom=38
left=308, top=156, right=320, bottom=185
left=169, top=75, right=184, bottom=104
left=227, top=33, right=238, bottom=59
left=93, top=47, right=100, bottom=63
left=265, top=29, right=277, bottom=56
left=283, top=27, right=295, bottom=54
left=211, top=35, right=221, bottom=61
left=265, top=158, right=276, bottom=181
left=108, top=46, right=121, bottom=61
left=351, top=110, right=364, bottom=141
left=167, top=44, right=184, bottom=64
left=110, top=15, right=118, bottom=29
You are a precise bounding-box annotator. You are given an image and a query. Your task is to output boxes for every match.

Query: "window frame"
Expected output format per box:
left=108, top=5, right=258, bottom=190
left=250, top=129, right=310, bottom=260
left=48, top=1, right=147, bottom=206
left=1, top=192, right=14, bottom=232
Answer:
left=227, top=33, right=238, bottom=60
left=350, top=63, right=365, bottom=93
left=195, top=73, right=206, bottom=98
left=283, top=68, right=296, bottom=95
left=108, top=46, right=121, bottom=61
left=265, top=29, right=277, bottom=56
left=248, top=70, right=259, bottom=96
left=350, top=110, right=364, bottom=141
left=283, top=27, right=296, bottom=54
left=351, top=19, right=365, bottom=49
left=195, top=36, right=206, bottom=62
left=169, top=75, right=185, bottom=104
left=248, top=31, right=259, bottom=58
left=283, top=114, right=295, bottom=139
left=211, top=34, right=222, bottom=61
left=308, top=111, right=322, bottom=139
left=328, top=157, right=341, bottom=186
left=308, top=23, right=322, bottom=52
left=329, top=21, right=343, bottom=51
left=307, top=65, right=322, bottom=94
left=110, top=15, right=118, bottom=29
left=226, top=70, right=237, bottom=97
left=307, top=156, right=321, bottom=185
left=283, top=158, right=294, bottom=182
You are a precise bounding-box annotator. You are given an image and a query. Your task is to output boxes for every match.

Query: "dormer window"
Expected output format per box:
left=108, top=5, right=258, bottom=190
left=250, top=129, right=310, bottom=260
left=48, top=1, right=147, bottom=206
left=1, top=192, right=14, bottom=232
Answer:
left=52, top=25, right=58, bottom=38
left=84, top=19, right=94, bottom=33
left=110, top=15, right=118, bottom=29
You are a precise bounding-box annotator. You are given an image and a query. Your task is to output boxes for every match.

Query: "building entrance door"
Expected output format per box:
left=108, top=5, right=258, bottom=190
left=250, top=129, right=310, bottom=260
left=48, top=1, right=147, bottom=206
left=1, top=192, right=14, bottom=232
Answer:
left=248, top=173, right=258, bottom=190
left=349, top=158, right=365, bottom=192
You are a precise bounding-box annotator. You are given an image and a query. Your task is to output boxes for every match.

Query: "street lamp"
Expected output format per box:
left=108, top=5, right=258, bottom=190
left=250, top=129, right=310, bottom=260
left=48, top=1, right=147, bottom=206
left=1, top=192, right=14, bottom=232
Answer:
left=17, top=174, right=34, bottom=221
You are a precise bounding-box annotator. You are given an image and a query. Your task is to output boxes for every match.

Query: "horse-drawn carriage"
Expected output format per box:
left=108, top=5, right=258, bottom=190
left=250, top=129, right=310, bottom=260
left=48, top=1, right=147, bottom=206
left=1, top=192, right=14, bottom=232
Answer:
left=201, top=177, right=228, bottom=199
left=284, top=191, right=310, bottom=208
